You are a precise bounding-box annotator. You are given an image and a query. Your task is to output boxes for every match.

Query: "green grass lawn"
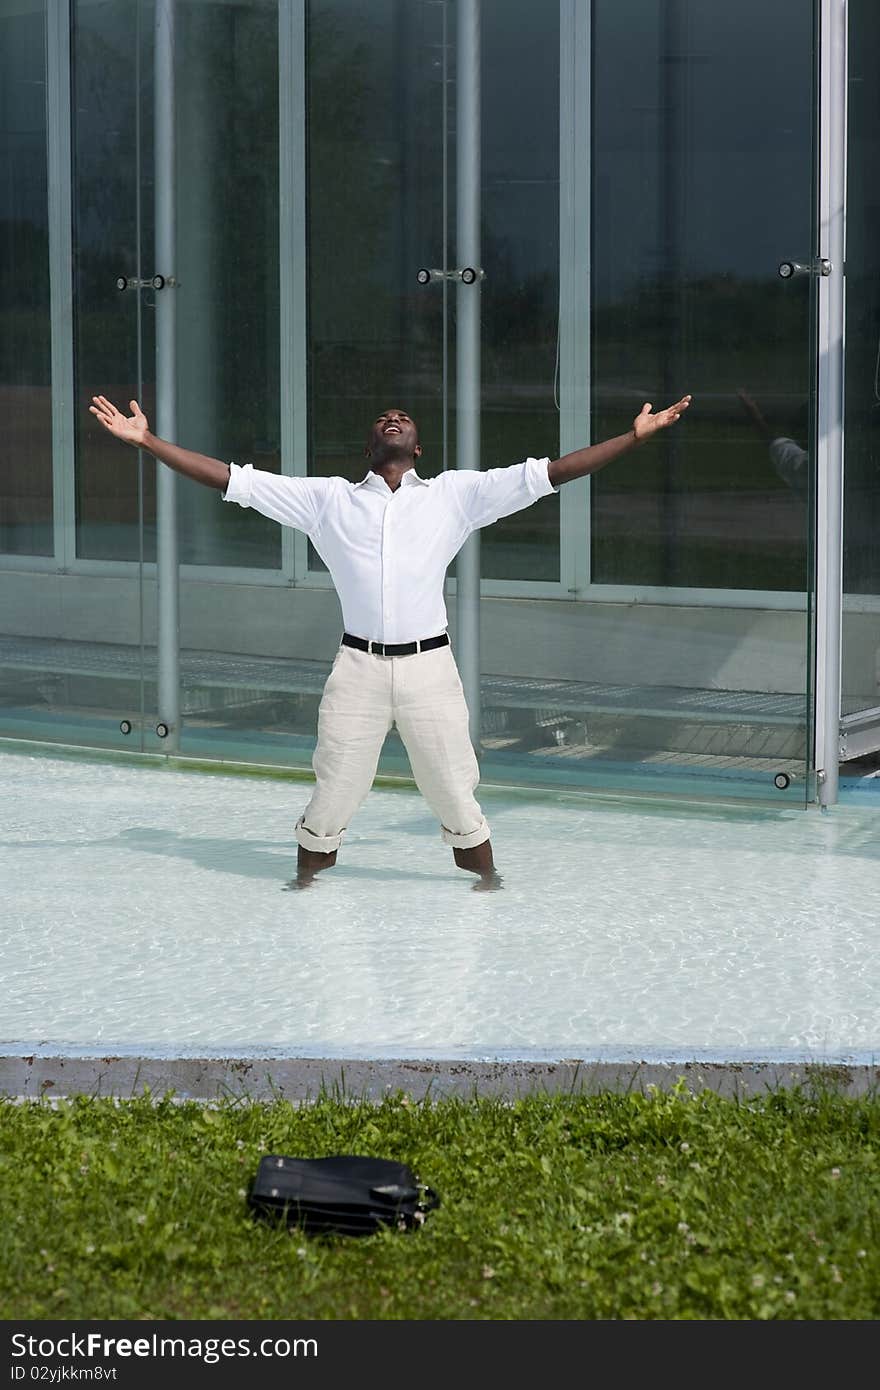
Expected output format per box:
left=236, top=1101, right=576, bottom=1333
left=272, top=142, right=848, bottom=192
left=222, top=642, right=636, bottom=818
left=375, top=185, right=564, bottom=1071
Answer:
left=1, top=1082, right=877, bottom=1321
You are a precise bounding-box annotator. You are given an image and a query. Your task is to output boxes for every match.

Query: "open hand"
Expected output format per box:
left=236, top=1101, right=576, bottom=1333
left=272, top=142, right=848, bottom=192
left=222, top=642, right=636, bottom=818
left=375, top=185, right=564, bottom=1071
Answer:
left=89, top=396, right=149, bottom=447
left=633, top=394, right=692, bottom=441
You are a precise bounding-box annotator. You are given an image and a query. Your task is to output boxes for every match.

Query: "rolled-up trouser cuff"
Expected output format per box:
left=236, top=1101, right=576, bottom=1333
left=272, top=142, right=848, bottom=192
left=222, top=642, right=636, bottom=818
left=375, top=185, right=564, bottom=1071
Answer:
left=295, top=817, right=344, bottom=853
left=441, top=817, right=491, bottom=850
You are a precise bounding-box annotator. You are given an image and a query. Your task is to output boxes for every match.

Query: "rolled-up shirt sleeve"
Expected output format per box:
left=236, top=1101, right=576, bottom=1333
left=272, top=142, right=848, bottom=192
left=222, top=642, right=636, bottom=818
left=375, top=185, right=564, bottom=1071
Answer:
left=222, top=462, right=332, bottom=534
left=446, top=456, right=558, bottom=532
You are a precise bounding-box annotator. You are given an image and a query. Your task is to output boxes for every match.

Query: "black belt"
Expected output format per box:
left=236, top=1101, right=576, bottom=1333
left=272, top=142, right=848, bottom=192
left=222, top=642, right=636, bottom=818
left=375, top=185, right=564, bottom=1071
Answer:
left=342, top=632, right=450, bottom=657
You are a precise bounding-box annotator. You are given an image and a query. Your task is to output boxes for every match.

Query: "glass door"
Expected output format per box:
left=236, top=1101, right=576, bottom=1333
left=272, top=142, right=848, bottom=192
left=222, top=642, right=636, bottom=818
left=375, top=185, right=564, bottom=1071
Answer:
left=470, top=0, right=821, bottom=806
left=72, top=0, right=283, bottom=766
left=840, top=0, right=880, bottom=767
left=0, top=0, right=155, bottom=755
left=302, top=0, right=562, bottom=782
left=0, top=0, right=56, bottom=744
left=70, top=0, right=156, bottom=754
left=300, top=0, right=452, bottom=779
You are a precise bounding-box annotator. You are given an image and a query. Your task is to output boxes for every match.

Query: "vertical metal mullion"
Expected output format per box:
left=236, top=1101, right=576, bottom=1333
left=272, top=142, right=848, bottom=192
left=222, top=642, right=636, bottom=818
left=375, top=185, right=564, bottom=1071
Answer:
left=135, top=0, right=146, bottom=746
left=455, top=0, right=481, bottom=749
left=280, top=0, right=309, bottom=582
left=816, top=0, right=847, bottom=807
left=441, top=0, right=449, bottom=475
left=46, top=0, right=75, bottom=572
left=155, top=0, right=180, bottom=749
left=558, top=0, right=591, bottom=597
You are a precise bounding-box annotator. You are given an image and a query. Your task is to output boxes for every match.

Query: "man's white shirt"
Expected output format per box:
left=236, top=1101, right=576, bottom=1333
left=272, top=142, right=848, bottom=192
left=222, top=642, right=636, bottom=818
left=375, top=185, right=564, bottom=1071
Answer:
left=222, top=458, right=557, bottom=644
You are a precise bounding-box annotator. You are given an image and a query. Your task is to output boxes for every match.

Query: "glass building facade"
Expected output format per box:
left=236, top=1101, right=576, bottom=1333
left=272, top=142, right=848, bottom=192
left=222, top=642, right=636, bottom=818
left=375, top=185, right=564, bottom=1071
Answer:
left=0, top=0, right=876, bottom=807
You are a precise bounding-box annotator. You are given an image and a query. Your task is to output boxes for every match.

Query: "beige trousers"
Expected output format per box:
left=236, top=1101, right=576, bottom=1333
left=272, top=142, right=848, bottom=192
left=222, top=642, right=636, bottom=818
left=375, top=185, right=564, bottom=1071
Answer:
left=295, top=643, right=490, bottom=853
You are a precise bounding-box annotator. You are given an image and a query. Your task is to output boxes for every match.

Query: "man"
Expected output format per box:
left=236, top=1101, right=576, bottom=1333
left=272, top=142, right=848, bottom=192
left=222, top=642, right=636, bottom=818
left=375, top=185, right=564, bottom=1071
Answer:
left=89, top=392, right=691, bottom=888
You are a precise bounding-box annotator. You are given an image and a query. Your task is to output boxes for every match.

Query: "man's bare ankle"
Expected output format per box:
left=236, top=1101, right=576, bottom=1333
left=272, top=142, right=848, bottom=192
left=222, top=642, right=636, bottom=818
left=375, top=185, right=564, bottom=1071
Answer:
left=453, top=841, right=495, bottom=877
left=297, top=845, right=338, bottom=874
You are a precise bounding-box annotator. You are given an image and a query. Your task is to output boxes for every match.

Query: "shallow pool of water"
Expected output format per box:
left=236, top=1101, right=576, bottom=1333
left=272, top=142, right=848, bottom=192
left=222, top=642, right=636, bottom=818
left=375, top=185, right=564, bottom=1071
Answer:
left=2, top=748, right=878, bottom=1063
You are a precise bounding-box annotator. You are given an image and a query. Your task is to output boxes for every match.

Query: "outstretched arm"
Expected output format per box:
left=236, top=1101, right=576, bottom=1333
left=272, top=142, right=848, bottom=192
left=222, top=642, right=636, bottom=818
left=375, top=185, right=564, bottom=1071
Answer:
left=547, top=394, right=692, bottom=487
left=736, top=389, right=775, bottom=443
left=89, top=396, right=231, bottom=491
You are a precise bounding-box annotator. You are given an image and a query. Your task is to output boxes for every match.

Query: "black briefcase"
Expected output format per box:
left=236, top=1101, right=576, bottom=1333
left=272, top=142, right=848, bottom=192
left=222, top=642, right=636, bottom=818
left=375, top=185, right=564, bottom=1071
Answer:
left=247, top=1154, right=441, bottom=1236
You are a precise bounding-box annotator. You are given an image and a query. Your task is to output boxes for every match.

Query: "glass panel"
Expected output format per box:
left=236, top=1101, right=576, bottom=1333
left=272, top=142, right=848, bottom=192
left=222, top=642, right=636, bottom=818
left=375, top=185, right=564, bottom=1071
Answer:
left=175, top=0, right=280, bottom=569
left=0, top=0, right=52, bottom=557
left=53, top=0, right=151, bottom=750
left=173, top=0, right=303, bottom=762
left=0, top=0, right=60, bottom=749
left=590, top=0, right=813, bottom=592
left=73, top=0, right=155, bottom=564
left=477, top=0, right=819, bottom=805
left=478, top=0, right=560, bottom=582
left=0, top=0, right=285, bottom=763
left=306, top=0, right=448, bottom=570
left=305, top=0, right=561, bottom=583
left=841, top=0, right=880, bottom=747
left=178, top=0, right=446, bottom=763
left=73, top=0, right=281, bottom=572
left=0, top=1, right=154, bottom=753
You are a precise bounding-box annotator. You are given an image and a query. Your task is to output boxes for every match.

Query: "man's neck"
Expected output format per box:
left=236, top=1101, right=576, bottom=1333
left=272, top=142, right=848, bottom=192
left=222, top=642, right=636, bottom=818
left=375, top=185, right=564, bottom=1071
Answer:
left=369, top=459, right=416, bottom=492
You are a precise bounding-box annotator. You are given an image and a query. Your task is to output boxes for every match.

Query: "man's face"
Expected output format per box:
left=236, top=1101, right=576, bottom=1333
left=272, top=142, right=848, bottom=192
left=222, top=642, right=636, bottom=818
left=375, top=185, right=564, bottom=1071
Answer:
left=366, top=408, right=421, bottom=465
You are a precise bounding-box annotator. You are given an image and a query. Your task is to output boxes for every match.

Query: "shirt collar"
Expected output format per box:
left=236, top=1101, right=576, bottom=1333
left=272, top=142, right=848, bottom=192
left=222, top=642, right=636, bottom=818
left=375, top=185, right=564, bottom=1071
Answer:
left=354, top=468, right=429, bottom=491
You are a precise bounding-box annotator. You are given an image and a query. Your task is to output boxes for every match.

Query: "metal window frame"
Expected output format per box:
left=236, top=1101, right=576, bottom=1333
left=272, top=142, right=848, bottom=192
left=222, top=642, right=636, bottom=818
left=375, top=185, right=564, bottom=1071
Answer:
left=815, top=0, right=848, bottom=806
left=558, top=0, right=591, bottom=600
left=46, top=0, right=75, bottom=573
left=279, top=0, right=309, bottom=585
left=455, top=0, right=482, bottom=744
left=155, top=0, right=180, bottom=748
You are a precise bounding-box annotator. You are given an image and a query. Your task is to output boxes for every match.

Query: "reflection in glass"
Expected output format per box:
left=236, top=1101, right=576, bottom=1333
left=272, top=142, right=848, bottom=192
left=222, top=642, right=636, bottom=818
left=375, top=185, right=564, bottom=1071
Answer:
left=0, top=0, right=52, bottom=556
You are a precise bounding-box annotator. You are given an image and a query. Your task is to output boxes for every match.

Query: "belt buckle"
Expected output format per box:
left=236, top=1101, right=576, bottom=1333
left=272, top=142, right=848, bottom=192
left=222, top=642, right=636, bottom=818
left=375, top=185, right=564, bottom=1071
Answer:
left=415, top=639, right=421, bottom=654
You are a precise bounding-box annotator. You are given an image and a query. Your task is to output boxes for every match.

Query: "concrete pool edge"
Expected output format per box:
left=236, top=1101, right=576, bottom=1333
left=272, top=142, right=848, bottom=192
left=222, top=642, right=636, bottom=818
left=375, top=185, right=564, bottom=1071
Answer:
left=2, top=1054, right=878, bottom=1100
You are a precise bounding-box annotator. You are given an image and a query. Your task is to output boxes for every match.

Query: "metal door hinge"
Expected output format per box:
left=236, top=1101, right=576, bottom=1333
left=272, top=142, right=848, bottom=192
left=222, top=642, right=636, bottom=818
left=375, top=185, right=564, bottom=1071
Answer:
left=778, top=258, right=832, bottom=279
left=115, top=274, right=179, bottom=291
left=417, top=266, right=485, bottom=285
